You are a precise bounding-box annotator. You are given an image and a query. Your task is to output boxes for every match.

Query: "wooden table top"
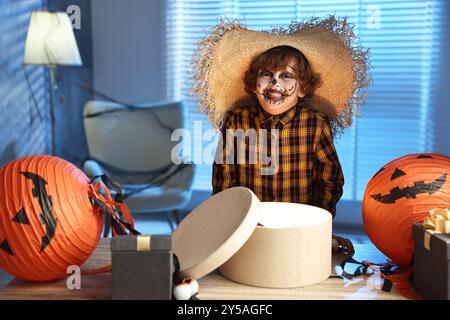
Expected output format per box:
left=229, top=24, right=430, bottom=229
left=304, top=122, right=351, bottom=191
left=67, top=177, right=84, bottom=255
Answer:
left=0, top=238, right=408, bottom=300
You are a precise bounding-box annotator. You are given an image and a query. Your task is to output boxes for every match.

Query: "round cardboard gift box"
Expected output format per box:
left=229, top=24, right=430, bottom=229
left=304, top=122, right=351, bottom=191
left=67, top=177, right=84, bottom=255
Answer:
left=173, top=187, right=332, bottom=288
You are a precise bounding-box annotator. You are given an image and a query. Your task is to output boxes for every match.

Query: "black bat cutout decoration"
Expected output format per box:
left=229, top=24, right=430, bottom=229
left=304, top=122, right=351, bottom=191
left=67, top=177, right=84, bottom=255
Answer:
left=20, top=171, right=57, bottom=252
left=371, top=173, right=447, bottom=204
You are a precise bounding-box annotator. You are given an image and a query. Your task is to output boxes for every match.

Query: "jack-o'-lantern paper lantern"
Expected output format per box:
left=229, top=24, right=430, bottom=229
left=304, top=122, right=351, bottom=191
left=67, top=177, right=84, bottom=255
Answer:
left=0, top=155, right=135, bottom=282
left=363, top=153, right=450, bottom=266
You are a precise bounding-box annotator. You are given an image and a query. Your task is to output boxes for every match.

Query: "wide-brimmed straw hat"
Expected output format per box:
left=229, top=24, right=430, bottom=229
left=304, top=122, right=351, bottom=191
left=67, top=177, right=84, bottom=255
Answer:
left=190, top=15, right=372, bottom=134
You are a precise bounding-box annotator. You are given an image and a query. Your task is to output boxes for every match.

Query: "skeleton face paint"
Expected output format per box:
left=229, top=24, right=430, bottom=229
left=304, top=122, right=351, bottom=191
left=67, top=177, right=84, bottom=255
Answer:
left=254, top=62, right=305, bottom=115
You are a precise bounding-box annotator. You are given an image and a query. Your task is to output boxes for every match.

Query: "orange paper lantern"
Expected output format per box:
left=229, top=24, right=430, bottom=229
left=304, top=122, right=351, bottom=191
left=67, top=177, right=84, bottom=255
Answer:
left=363, top=153, right=450, bottom=266
left=0, top=155, right=105, bottom=281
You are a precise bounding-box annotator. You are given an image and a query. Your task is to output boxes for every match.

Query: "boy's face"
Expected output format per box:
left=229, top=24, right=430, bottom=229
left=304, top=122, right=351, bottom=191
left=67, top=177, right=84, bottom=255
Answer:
left=253, top=58, right=305, bottom=115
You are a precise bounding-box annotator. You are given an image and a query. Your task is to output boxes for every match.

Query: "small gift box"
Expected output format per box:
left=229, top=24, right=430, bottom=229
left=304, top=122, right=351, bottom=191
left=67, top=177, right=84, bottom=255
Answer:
left=111, top=235, right=173, bottom=300
left=413, top=207, right=450, bottom=300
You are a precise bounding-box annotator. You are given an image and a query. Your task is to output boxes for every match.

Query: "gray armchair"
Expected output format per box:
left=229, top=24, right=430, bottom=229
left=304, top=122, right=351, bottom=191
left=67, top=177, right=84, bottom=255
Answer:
left=83, top=100, right=195, bottom=231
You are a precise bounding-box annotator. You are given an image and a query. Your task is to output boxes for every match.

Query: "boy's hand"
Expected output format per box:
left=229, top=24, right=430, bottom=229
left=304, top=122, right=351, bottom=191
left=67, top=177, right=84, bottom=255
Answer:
left=332, top=235, right=355, bottom=256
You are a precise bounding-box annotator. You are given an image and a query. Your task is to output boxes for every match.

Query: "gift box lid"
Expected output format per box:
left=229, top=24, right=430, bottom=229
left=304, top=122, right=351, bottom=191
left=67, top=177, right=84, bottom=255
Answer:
left=413, top=223, right=450, bottom=260
left=111, top=235, right=172, bottom=252
left=173, top=187, right=332, bottom=281
left=173, top=187, right=260, bottom=279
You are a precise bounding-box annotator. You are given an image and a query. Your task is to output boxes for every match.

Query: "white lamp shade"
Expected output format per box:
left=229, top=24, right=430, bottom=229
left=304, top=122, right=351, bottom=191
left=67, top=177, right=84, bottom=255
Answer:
left=23, top=10, right=82, bottom=66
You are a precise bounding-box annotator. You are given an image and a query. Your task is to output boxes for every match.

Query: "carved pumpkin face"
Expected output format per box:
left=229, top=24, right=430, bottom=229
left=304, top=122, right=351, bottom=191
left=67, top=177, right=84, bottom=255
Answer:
left=363, top=153, right=450, bottom=266
left=0, top=155, right=103, bottom=282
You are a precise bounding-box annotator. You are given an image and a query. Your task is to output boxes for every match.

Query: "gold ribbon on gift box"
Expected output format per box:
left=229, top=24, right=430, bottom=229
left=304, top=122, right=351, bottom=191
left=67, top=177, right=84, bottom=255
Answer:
left=137, top=235, right=152, bottom=251
left=422, top=206, right=450, bottom=251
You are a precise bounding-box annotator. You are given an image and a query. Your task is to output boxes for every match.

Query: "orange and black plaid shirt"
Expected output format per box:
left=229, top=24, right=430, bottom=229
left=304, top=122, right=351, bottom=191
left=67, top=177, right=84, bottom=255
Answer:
left=212, top=103, right=344, bottom=217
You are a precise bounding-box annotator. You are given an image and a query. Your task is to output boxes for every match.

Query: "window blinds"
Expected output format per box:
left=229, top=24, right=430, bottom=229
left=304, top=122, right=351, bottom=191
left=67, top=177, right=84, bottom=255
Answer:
left=165, top=0, right=445, bottom=200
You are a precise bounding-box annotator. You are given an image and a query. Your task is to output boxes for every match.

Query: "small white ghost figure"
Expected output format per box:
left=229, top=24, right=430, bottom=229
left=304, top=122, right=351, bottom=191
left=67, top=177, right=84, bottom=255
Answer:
left=173, top=278, right=199, bottom=300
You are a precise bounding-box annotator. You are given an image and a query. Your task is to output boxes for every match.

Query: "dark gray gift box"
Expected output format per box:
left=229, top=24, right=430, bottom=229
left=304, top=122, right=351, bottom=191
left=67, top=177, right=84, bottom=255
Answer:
left=111, top=235, right=173, bottom=300
left=413, top=223, right=450, bottom=300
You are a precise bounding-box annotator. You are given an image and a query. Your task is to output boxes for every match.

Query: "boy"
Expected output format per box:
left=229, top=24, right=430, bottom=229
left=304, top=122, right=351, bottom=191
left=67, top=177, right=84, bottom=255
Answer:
left=212, top=46, right=343, bottom=217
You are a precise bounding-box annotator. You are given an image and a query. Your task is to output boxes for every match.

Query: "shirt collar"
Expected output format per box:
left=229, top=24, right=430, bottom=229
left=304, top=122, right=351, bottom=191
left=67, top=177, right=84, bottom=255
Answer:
left=257, top=103, right=298, bottom=126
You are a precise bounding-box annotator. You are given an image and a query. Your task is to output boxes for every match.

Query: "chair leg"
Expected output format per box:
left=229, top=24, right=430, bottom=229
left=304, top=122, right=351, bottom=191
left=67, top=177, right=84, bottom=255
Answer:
left=173, top=209, right=181, bottom=225
left=165, top=211, right=175, bottom=232
left=103, top=213, right=111, bottom=237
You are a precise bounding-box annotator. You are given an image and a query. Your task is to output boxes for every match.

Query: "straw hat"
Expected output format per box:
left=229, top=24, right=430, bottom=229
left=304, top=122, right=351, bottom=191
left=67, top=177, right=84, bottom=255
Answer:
left=190, top=15, right=372, bottom=134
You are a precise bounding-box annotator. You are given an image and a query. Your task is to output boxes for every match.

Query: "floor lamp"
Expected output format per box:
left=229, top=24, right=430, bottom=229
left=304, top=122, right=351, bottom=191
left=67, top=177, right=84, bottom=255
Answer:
left=23, top=10, right=82, bottom=155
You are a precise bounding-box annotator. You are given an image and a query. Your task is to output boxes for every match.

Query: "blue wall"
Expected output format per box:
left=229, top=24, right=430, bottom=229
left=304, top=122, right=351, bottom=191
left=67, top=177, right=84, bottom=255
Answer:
left=91, top=0, right=166, bottom=104
left=0, top=0, right=49, bottom=165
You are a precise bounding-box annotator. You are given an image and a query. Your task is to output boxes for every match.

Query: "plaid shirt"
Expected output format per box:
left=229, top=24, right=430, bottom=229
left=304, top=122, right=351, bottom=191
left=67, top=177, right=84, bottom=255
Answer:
left=212, top=103, right=344, bottom=217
